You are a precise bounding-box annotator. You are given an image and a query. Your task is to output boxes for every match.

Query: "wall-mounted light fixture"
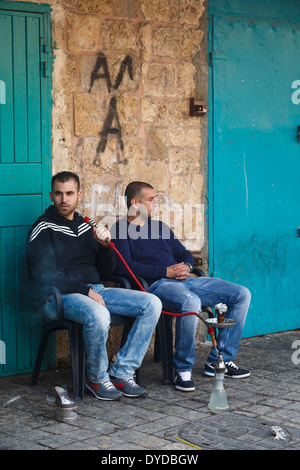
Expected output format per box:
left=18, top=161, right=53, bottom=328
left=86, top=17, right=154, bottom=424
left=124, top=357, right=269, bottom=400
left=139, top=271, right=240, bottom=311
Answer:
left=190, top=98, right=208, bottom=117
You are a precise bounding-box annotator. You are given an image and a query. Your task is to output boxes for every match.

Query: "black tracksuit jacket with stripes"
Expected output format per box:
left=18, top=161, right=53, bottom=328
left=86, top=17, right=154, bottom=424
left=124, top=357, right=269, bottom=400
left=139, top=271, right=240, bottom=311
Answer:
left=27, top=205, right=116, bottom=296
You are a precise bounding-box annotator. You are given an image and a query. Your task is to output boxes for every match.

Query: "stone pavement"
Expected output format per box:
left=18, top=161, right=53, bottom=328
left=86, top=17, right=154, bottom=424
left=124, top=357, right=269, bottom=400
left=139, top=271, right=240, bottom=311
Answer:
left=1, top=330, right=300, bottom=451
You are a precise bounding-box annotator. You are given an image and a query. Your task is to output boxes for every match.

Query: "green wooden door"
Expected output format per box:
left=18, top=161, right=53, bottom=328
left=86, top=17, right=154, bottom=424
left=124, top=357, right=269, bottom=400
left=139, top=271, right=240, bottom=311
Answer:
left=0, top=3, right=52, bottom=376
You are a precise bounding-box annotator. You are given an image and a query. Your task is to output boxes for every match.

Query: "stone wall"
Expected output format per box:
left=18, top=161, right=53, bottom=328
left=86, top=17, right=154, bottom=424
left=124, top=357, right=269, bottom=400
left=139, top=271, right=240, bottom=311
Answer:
left=15, top=0, right=209, bottom=363
left=50, top=0, right=208, bottom=257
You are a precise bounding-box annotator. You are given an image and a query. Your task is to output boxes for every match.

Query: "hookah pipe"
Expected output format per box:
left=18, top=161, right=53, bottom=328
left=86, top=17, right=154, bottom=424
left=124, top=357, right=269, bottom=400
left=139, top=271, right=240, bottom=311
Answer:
left=81, top=214, right=217, bottom=332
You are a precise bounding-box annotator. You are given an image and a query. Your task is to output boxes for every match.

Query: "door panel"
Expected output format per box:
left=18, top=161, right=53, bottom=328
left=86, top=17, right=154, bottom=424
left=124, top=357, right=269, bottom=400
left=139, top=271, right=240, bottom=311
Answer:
left=0, top=5, right=52, bottom=376
left=210, top=14, right=300, bottom=336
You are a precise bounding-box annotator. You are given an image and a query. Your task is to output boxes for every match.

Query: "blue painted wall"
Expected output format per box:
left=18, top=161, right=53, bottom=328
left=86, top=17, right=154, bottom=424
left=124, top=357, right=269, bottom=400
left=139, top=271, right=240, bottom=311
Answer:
left=208, top=0, right=300, bottom=337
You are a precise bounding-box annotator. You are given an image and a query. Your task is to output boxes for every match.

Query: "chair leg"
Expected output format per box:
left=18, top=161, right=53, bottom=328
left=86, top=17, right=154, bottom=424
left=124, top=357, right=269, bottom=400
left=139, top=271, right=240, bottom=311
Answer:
left=153, top=328, right=160, bottom=362
left=157, top=315, right=174, bottom=385
left=31, top=329, right=53, bottom=386
left=121, top=322, right=141, bottom=385
left=68, top=323, right=85, bottom=402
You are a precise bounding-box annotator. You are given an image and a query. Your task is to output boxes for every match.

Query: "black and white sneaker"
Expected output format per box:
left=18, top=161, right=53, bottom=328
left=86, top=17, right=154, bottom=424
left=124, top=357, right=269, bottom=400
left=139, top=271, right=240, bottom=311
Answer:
left=204, top=361, right=250, bottom=379
left=204, top=362, right=216, bottom=377
left=224, top=361, right=250, bottom=378
left=174, top=371, right=195, bottom=392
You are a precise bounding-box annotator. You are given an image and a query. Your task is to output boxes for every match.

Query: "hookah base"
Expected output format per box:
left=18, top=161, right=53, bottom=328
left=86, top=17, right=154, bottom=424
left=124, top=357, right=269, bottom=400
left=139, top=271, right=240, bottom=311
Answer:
left=207, top=390, right=229, bottom=412
left=207, top=371, right=229, bottom=412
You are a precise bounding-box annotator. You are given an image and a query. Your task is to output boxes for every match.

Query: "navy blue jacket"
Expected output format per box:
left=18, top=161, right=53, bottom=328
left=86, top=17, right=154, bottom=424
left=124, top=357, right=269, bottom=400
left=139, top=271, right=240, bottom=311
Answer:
left=112, top=218, right=194, bottom=285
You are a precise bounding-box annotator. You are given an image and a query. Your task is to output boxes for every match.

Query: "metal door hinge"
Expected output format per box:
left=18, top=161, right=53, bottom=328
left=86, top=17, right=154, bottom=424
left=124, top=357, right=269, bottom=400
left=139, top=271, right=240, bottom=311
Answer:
left=210, top=51, right=227, bottom=66
left=41, top=61, right=50, bottom=77
left=41, top=44, right=51, bottom=77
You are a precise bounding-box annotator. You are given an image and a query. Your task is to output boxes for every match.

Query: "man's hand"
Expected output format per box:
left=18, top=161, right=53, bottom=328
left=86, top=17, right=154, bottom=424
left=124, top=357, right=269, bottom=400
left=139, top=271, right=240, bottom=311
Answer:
left=166, top=262, right=190, bottom=280
left=88, top=288, right=106, bottom=306
left=94, top=226, right=111, bottom=247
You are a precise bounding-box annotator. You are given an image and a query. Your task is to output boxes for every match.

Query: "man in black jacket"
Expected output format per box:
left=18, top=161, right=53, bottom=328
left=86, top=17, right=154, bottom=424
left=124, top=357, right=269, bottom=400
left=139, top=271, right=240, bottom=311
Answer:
left=27, top=171, right=161, bottom=400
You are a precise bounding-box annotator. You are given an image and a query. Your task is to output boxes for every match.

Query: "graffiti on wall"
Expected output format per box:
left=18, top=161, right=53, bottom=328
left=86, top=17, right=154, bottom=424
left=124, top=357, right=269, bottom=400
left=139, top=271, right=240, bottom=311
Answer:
left=89, top=52, right=134, bottom=156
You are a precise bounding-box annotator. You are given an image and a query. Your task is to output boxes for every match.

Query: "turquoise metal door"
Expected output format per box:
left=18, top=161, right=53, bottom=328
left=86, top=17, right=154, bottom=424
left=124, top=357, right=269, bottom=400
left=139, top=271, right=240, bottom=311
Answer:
left=209, top=5, right=300, bottom=337
left=0, top=3, right=52, bottom=376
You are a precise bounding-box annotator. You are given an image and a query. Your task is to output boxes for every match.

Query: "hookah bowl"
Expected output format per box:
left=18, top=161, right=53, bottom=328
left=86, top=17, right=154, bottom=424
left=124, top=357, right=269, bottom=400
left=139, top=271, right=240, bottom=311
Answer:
left=199, top=304, right=237, bottom=412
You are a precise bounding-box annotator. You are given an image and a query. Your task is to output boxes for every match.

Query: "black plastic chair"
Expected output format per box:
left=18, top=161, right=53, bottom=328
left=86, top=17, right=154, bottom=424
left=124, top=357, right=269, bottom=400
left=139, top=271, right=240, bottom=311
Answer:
left=30, top=275, right=138, bottom=402
left=110, top=268, right=215, bottom=385
left=30, top=284, right=86, bottom=402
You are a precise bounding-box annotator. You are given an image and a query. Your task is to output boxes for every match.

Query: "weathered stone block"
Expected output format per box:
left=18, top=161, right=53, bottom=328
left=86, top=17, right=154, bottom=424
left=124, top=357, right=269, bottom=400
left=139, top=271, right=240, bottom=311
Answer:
left=177, top=61, right=197, bottom=98
left=118, top=138, right=144, bottom=176
left=116, top=93, right=139, bottom=135
left=113, top=0, right=138, bottom=18
left=74, top=93, right=104, bottom=136
left=190, top=173, right=205, bottom=203
left=146, top=126, right=169, bottom=161
left=179, top=0, right=206, bottom=25
left=140, top=161, right=168, bottom=192
left=140, top=0, right=178, bottom=22
left=77, top=0, right=112, bottom=15
left=169, top=147, right=200, bottom=174
left=170, top=175, right=190, bottom=205
left=168, top=127, right=201, bottom=147
left=139, top=23, right=152, bottom=61
left=67, top=12, right=100, bottom=52
left=153, top=26, right=203, bottom=59
left=81, top=53, right=138, bottom=94
left=101, top=19, right=138, bottom=52
left=157, top=100, right=198, bottom=126
left=141, top=97, right=157, bottom=123
left=80, top=136, right=118, bottom=173
left=142, top=63, right=176, bottom=97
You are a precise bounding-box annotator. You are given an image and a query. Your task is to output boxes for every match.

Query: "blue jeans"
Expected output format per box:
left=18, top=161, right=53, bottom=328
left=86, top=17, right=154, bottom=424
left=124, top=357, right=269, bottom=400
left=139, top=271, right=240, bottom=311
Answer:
left=45, top=284, right=162, bottom=383
left=149, top=277, right=251, bottom=371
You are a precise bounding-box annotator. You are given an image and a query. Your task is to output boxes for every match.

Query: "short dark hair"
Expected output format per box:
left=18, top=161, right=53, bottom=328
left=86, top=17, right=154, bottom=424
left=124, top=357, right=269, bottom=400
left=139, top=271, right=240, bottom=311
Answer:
left=51, top=171, right=80, bottom=191
left=124, top=181, right=153, bottom=209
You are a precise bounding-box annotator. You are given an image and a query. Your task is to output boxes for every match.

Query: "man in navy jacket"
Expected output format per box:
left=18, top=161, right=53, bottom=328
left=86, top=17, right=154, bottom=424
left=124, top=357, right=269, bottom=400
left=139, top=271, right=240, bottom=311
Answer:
left=110, top=181, right=251, bottom=392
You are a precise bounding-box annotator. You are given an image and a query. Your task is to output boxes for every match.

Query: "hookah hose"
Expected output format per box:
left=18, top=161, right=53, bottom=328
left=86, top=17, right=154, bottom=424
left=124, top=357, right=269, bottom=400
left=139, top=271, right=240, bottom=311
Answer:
left=83, top=216, right=216, bottom=340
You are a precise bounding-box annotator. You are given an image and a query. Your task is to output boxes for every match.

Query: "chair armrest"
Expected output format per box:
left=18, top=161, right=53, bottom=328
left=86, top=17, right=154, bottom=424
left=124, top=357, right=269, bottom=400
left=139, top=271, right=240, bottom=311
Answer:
left=192, top=267, right=206, bottom=277
left=50, top=286, right=65, bottom=323
left=28, top=282, right=65, bottom=323
left=132, top=276, right=149, bottom=291
left=101, top=274, right=132, bottom=289
left=103, top=274, right=150, bottom=291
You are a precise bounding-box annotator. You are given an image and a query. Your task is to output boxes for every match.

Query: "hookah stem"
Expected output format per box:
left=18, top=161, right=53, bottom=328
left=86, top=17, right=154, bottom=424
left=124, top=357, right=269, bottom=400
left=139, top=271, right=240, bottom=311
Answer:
left=82, top=215, right=202, bottom=320
left=207, top=327, right=217, bottom=350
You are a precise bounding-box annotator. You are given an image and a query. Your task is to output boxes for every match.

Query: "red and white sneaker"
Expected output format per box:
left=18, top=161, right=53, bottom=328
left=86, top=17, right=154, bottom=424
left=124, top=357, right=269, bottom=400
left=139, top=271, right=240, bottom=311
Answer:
left=85, top=378, right=122, bottom=400
left=110, top=376, right=147, bottom=397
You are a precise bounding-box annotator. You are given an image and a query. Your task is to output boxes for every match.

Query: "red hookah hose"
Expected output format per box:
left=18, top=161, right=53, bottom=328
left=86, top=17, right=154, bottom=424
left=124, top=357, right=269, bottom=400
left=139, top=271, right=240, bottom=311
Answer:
left=83, top=216, right=214, bottom=332
left=109, top=241, right=197, bottom=318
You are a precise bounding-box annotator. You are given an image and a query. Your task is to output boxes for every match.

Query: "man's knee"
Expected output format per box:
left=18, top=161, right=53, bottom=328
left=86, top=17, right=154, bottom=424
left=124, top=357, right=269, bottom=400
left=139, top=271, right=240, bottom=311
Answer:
left=87, top=304, right=111, bottom=330
left=146, top=293, right=162, bottom=321
left=181, top=291, right=201, bottom=314
left=236, top=285, right=251, bottom=305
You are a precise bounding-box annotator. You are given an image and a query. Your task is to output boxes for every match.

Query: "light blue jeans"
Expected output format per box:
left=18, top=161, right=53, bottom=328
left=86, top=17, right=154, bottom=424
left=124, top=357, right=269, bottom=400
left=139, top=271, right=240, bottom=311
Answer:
left=45, top=284, right=162, bottom=383
left=149, top=276, right=251, bottom=371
